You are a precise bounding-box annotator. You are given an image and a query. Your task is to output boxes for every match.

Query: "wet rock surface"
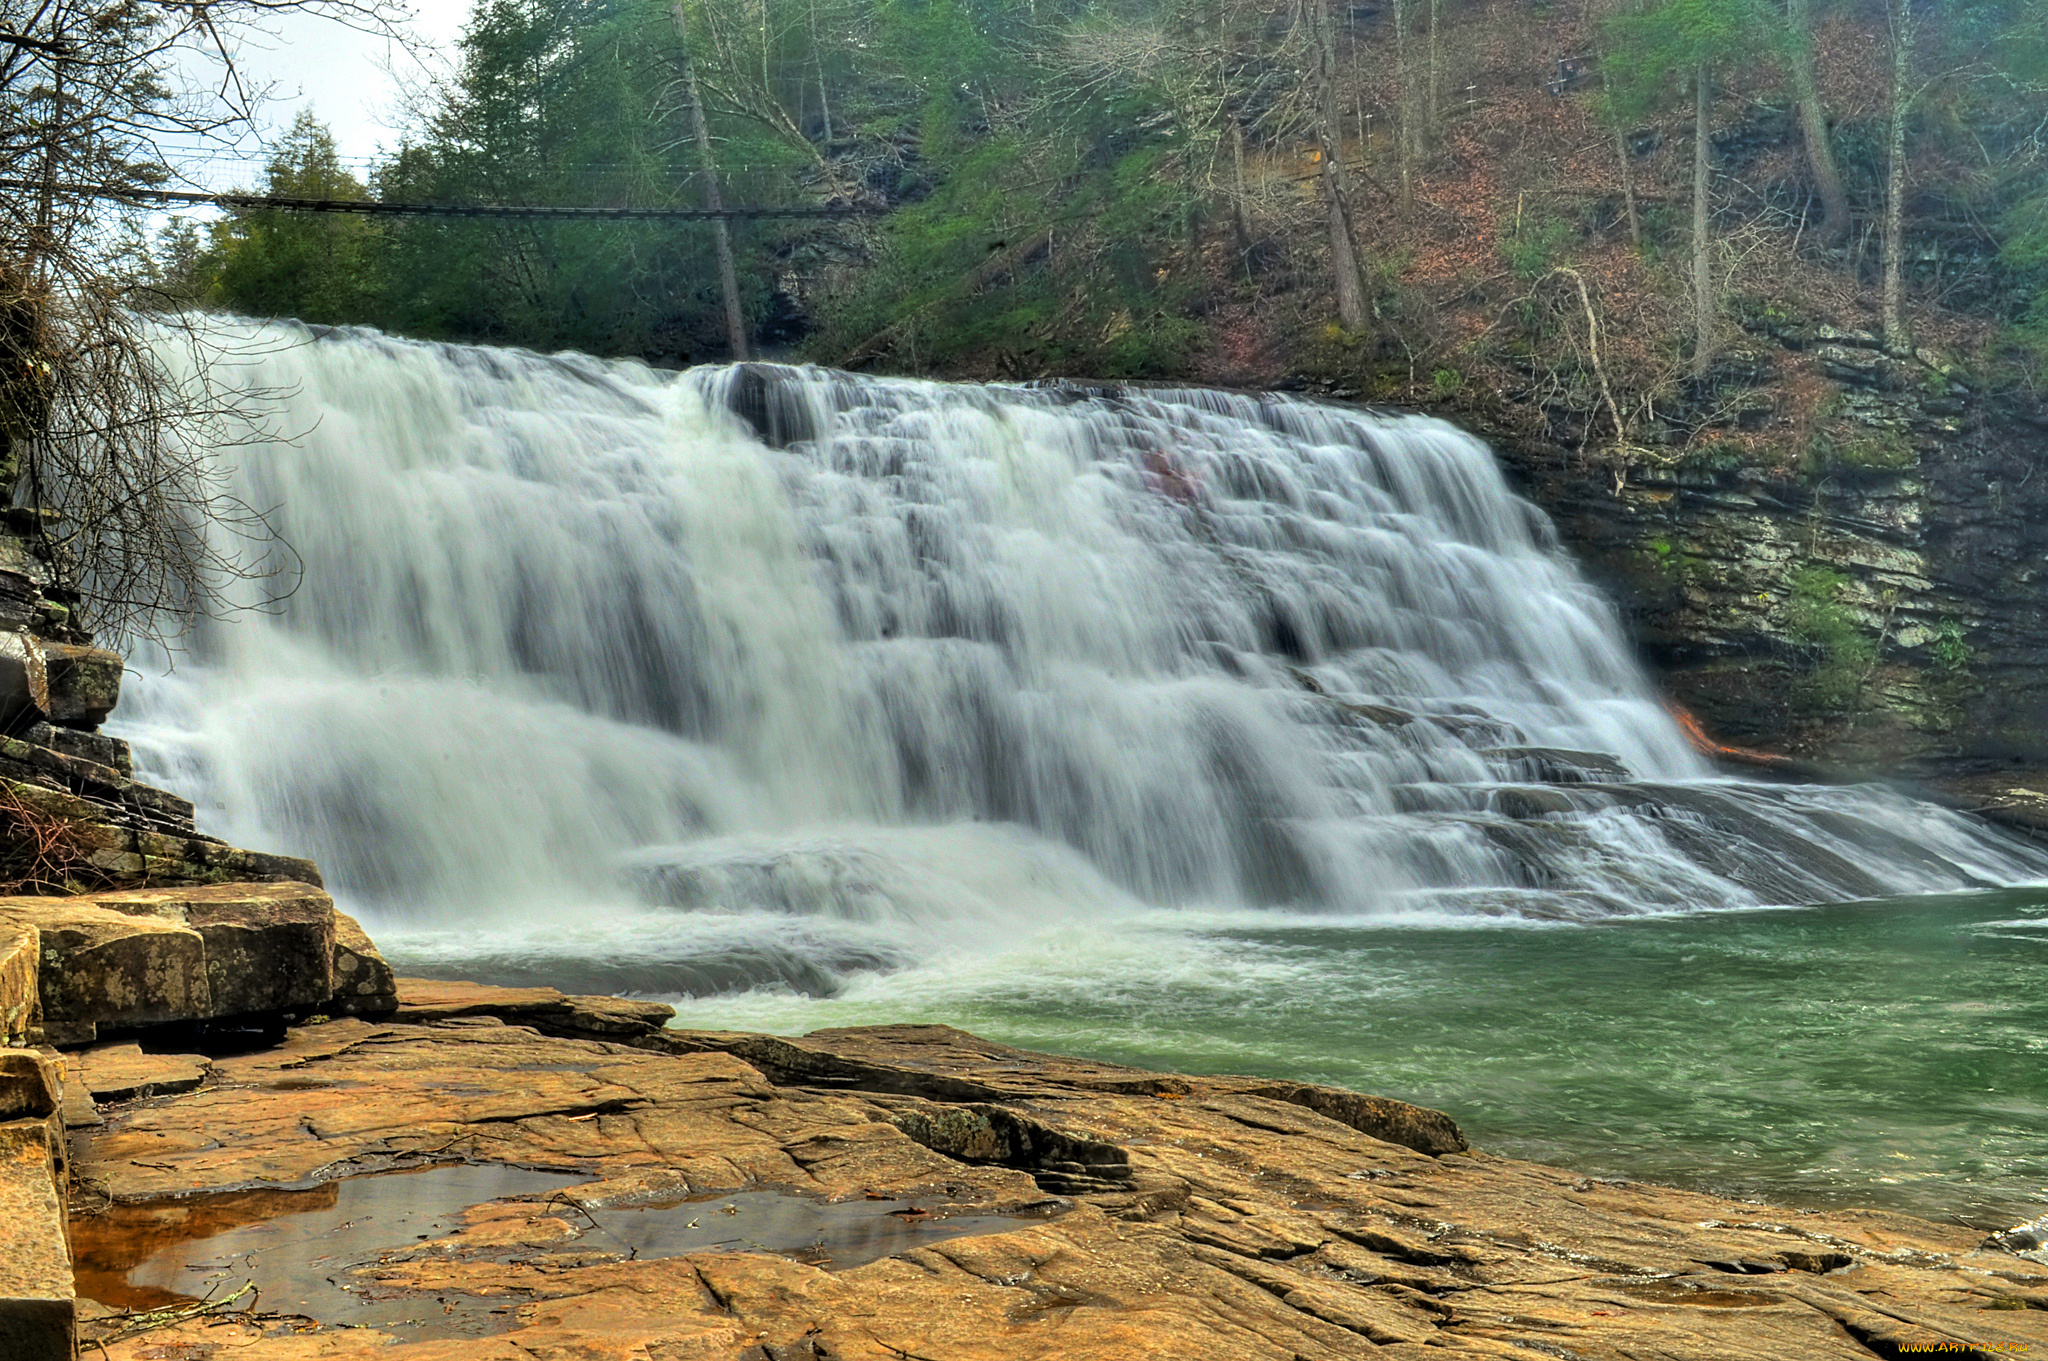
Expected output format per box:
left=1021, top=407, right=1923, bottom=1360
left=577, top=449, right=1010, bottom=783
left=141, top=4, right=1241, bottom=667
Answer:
left=65, top=983, right=2048, bottom=1361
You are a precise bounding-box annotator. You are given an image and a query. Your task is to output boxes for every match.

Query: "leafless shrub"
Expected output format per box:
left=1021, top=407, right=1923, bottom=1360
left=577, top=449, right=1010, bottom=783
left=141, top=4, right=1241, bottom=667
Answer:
left=0, top=779, right=121, bottom=893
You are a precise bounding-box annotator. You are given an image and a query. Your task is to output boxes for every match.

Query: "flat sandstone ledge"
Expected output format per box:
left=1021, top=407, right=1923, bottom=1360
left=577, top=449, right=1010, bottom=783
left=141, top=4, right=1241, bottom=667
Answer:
left=59, top=979, right=2048, bottom=1361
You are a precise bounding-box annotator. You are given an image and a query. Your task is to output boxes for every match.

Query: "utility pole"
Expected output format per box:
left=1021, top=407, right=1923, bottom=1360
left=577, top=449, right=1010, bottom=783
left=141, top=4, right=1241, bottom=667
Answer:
left=668, top=0, right=749, bottom=360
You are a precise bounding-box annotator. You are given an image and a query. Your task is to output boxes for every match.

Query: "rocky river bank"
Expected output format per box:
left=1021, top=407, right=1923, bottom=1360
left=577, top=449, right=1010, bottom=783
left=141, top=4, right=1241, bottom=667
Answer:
left=0, top=893, right=2041, bottom=1360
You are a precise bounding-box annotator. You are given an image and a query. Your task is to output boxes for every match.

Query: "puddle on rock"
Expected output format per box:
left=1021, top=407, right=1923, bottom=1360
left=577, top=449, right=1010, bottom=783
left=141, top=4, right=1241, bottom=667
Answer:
left=74, top=1163, right=1056, bottom=1339
left=547, top=1187, right=1048, bottom=1268
left=73, top=1164, right=588, bottom=1337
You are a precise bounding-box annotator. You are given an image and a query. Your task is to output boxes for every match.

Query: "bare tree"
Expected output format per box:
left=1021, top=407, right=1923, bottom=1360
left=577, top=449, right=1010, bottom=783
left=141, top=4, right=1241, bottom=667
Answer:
left=668, top=0, right=750, bottom=360
left=1305, top=0, right=1369, bottom=327
left=0, top=0, right=400, bottom=645
left=1881, top=0, right=1913, bottom=352
left=1784, top=0, right=1851, bottom=246
left=1690, top=62, right=1715, bottom=377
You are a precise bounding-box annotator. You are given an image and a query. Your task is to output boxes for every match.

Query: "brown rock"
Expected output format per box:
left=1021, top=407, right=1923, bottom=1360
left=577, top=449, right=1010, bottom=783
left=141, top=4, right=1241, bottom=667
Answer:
left=0, top=1050, right=57, bottom=1121
left=0, top=882, right=346, bottom=1037
left=393, top=977, right=674, bottom=1041
left=0, top=898, right=209, bottom=1034
left=71, top=1042, right=211, bottom=1103
left=68, top=1010, right=2046, bottom=1361
left=0, top=1117, right=72, bottom=1360
left=50, top=1053, right=98, bottom=1131
left=0, top=925, right=32, bottom=1045
left=95, top=882, right=337, bottom=1016
left=328, top=911, right=397, bottom=1015
left=666, top=1022, right=1467, bottom=1156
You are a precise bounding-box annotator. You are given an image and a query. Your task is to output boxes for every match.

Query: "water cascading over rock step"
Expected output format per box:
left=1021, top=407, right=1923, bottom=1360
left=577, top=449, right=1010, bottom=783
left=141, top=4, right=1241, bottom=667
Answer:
left=116, top=321, right=2048, bottom=996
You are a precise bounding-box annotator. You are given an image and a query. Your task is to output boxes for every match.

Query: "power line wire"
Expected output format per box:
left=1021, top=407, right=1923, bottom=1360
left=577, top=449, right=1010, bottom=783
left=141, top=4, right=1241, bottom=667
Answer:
left=0, top=178, right=873, bottom=221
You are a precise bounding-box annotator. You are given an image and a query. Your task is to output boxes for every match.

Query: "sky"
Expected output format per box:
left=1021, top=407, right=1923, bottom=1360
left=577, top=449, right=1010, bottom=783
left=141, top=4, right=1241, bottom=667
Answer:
left=175, top=0, right=473, bottom=190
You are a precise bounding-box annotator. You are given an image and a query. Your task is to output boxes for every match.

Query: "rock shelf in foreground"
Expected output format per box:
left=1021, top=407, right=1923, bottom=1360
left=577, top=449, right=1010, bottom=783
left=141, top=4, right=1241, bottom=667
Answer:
left=49, top=979, right=2048, bottom=1361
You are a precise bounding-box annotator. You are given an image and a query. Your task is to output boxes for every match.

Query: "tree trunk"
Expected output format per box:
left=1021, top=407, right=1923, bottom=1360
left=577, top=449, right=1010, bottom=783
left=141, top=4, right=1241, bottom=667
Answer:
left=1593, top=36, right=1640, bottom=249
left=1613, top=122, right=1641, bottom=248
left=31, top=66, right=60, bottom=281
left=1882, top=0, right=1913, bottom=353
left=1786, top=0, right=1850, bottom=246
left=1309, top=0, right=1368, bottom=328
left=1690, top=61, right=1714, bottom=378
left=811, top=0, right=833, bottom=146
left=1428, top=0, right=1441, bottom=128
left=1394, top=0, right=1416, bottom=213
left=669, top=0, right=749, bottom=360
left=1231, top=121, right=1254, bottom=264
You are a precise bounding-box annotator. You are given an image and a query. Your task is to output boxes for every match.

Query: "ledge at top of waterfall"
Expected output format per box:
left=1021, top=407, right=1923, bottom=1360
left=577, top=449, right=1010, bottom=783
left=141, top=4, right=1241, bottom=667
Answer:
left=116, top=323, right=2048, bottom=991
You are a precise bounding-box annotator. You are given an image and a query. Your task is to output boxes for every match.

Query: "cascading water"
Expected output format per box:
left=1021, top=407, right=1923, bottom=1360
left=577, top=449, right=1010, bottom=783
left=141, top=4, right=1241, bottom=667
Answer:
left=119, top=319, right=2048, bottom=1005
left=106, top=317, right=2048, bottom=1223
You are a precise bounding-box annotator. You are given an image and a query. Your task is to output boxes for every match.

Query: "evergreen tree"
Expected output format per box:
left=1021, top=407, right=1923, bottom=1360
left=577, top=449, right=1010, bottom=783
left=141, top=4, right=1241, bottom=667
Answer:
left=204, top=112, right=383, bottom=325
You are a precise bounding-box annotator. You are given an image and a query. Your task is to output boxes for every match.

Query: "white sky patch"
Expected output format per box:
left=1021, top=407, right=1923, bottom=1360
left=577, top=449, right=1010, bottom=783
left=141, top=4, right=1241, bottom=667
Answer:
left=166, top=0, right=472, bottom=191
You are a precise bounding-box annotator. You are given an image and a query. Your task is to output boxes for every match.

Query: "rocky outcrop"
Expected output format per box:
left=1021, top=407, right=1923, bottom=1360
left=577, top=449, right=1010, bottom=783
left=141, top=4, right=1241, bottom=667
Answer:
left=0, top=879, right=395, bottom=1358
left=34, top=643, right=121, bottom=731
left=1492, top=319, right=2048, bottom=775
left=656, top=1021, right=1469, bottom=1158
left=61, top=982, right=2048, bottom=1361
left=0, top=552, right=320, bottom=893
left=0, top=724, right=322, bottom=891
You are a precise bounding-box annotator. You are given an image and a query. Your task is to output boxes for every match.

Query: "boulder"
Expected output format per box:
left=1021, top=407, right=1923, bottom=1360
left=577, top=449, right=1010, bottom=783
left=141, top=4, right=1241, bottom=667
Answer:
left=37, top=642, right=121, bottom=730
left=0, top=882, right=352, bottom=1040
left=721, top=362, right=824, bottom=449
left=329, top=912, right=398, bottom=1015
left=0, top=899, right=209, bottom=1035
left=96, top=884, right=336, bottom=1016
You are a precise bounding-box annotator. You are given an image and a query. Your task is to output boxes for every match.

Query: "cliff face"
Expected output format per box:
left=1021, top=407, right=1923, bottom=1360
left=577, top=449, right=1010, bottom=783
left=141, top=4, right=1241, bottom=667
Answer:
left=1483, top=316, right=2048, bottom=777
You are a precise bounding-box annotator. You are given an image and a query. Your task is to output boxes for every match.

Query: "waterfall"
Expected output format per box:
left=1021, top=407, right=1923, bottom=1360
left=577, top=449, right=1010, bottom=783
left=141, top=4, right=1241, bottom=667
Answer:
left=117, top=319, right=2048, bottom=996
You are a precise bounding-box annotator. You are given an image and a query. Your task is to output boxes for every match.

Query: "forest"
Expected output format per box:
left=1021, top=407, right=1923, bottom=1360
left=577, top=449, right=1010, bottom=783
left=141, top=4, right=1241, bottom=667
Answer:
left=120, top=0, right=2048, bottom=469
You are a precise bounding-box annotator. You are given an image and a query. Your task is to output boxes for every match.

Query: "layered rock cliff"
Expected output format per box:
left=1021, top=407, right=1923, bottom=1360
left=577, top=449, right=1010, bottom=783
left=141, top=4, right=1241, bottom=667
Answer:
left=1482, top=312, right=2048, bottom=780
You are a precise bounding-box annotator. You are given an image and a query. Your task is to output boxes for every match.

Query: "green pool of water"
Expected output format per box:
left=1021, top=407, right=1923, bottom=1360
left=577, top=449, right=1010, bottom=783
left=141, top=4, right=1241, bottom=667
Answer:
left=657, top=888, right=2048, bottom=1228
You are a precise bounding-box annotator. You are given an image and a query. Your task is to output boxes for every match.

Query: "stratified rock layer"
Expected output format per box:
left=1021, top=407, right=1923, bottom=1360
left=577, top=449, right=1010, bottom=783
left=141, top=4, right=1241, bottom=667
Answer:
left=68, top=984, right=2048, bottom=1361
left=0, top=721, right=321, bottom=892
